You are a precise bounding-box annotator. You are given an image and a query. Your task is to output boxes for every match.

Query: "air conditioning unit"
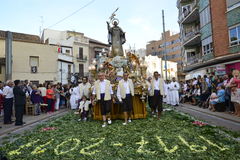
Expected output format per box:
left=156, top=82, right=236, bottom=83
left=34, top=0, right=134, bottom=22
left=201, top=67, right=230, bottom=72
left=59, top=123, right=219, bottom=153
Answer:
left=31, top=66, right=38, bottom=73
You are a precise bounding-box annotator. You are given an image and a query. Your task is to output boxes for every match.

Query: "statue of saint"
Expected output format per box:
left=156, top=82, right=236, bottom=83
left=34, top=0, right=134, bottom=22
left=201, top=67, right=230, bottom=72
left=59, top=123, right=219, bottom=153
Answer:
left=107, top=20, right=126, bottom=57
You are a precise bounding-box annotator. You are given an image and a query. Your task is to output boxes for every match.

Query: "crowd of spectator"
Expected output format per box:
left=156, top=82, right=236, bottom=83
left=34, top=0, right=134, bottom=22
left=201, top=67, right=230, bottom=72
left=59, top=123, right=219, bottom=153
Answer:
left=179, top=70, right=240, bottom=117
left=0, top=80, right=72, bottom=127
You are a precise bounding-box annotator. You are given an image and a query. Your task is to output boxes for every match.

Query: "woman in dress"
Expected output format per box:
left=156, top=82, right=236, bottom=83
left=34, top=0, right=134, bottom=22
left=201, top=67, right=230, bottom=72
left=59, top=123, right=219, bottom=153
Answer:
left=231, top=70, right=240, bottom=117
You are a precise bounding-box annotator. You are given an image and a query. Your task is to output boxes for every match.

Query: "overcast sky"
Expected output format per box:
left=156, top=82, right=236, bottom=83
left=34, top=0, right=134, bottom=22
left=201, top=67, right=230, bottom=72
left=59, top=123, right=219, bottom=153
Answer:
left=0, top=0, right=179, bottom=49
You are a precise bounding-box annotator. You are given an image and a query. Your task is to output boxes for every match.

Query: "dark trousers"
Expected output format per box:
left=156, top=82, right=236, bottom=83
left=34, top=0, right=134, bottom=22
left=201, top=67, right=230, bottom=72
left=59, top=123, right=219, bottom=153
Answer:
left=148, top=96, right=153, bottom=108
left=152, top=90, right=163, bottom=112
left=122, top=94, right=133, bottom=112
left=99, top=94, right=111, bottom=115
left=47, top=98, right=53, bottom=112
left=15, top=105, right=24, bottom=125
left=3, top=98, right=13, bottom=124
left=80, top=110, right=89, bottom=119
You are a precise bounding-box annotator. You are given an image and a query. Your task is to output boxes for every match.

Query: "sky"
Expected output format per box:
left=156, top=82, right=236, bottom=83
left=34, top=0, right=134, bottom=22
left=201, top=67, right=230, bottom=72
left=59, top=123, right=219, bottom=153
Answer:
left=0, top=0, right=179, bottom=49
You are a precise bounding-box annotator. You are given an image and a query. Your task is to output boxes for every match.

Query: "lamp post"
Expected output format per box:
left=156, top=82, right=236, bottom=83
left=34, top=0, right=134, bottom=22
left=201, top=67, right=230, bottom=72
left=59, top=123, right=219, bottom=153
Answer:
left=162, top=10, right=168, bottom=80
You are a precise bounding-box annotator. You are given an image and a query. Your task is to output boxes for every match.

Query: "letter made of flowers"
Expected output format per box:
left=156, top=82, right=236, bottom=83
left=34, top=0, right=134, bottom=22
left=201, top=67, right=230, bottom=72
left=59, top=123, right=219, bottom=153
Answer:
left=31, top=139, right=54, bottom=155
left=136, top=136, right=155, bottom=154
left=178, top=136, right=207, bottom=152
left=199, top=136, right=229, bottom=151
left=80, top=138, right=105, bottom=156
left=8, top=139, right=40, bottom=156
left=54, top=138, right=80, bottom=155
left=156, top=136, right=178, bottom=153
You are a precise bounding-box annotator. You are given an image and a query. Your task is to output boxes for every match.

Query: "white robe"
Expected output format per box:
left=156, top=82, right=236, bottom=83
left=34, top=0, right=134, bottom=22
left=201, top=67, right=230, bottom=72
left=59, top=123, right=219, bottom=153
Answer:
left=163, top=82, right=168, bottom=103
left=169, top=82, right=180, bottom=106
left=166, top=84, right=171, bottom=105
left=70, top=87, right=80, bottom=110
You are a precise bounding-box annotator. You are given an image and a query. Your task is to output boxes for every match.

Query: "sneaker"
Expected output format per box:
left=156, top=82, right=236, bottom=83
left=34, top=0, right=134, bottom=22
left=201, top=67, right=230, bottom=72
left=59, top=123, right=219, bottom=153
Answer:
left=102, top=123, right=106, bottom=128
left=78, top=119, right=81, bottom=122
left=107, top=120, right=112, bottom=125
left=83, top=117, right=87, bottom=121
left=123, top=122, right=127, bottom=125
left=128, top=119, right=132, bottom=123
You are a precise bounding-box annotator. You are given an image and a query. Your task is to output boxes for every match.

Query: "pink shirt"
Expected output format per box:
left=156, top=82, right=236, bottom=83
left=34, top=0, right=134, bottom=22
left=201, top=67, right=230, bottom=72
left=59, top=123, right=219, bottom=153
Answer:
left=233, top=77, right=240, bottom=88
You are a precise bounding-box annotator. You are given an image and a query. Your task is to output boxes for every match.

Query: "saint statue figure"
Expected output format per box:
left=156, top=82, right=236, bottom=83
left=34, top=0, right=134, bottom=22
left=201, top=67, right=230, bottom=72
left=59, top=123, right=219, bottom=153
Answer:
left=107, top=20, right=126, bottom=57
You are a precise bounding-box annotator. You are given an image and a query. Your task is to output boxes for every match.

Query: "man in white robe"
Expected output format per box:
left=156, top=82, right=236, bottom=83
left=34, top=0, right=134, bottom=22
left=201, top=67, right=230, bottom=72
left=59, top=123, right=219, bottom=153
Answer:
left=169, top=77, right=180, bottom=106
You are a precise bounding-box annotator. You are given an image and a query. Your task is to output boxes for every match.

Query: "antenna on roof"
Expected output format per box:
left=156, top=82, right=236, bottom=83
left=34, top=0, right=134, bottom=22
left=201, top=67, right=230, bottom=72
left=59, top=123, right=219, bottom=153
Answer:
left=39, top=16, right=44, bottom=39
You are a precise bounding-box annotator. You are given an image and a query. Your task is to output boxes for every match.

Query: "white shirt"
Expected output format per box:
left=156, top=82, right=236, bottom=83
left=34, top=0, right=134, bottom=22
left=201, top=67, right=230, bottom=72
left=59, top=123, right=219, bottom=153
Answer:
left=3, top=86, right=14, bottom=98
left=0, top=89, right=3, bottom=95
left=154, top=78, right=160, bottom=90
left=79, top=100, right=91, bottom=112
left=92, top=80, right=113, bottom=95
left=123, top=80, right=130, bottom=94
left=117, top=80, right=131, bottom=101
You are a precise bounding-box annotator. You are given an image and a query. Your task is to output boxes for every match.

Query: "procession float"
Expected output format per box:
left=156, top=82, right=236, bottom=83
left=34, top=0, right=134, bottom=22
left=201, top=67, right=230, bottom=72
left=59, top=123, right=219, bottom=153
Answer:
left=88, top=9, right=148, bottom=120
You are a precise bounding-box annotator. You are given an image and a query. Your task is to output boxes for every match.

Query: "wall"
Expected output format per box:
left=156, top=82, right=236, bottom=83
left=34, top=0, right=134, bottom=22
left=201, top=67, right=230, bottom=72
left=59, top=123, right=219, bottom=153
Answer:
left=12, top=41, right=58, bottom=83
left=210, top=0, right=229, bottom=57
left=227, top=6, right=240, bottom=26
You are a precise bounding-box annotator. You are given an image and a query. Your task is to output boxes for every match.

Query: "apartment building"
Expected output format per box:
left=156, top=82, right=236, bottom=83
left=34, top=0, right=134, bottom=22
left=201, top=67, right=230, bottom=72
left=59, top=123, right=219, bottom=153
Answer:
left=42, top=29, right=90, bottom=84
left=146, top=31, right=183, bottom=80
left=0, top=30, right=58, bottom=84
left=177, top=0, right=240, bottom=79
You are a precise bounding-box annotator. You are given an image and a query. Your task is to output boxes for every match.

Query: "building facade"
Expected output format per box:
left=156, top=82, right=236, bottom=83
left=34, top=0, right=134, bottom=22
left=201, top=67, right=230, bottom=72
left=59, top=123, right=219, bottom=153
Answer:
left=0, top=31, right=57, bottom=84
left=146, top=31, right=183, bottom=80
left=43, top=29, right=90, bottom=84
left=88, top=38, right=109, bottom=65
left=177, top=0, right=240, bottom=79
left=0, top=30, right=58, bottom=84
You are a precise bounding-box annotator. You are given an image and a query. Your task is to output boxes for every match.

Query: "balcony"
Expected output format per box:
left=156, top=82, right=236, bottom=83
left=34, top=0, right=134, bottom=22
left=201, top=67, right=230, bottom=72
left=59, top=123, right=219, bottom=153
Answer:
left=183, top=28, right=201, bottom=47
left=186, top=54, right=202, bottom=66
left=58, top=53, right=73, bottom=62
left=179, top=0, right=199, bottom=24
left=77, top=56, right=88, bottom=62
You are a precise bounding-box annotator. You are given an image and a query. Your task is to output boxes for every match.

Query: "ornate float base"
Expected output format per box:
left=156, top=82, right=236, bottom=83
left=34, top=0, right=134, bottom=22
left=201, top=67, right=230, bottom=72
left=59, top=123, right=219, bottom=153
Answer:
left=93, top=95, right=147, bottom=120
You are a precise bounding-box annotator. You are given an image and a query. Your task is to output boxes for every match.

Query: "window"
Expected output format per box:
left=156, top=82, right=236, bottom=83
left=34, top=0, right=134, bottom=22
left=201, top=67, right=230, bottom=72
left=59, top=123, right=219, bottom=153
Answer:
left=79, top=64, right=84, bottom=77
left=66, top=49, right=70, bottom=53
left=29, top=56, right=39, bottom=67
left=202, top=36, right=213, bottom=55
left=29, top=56, right=39, bottom=73
left=30, top=81, right=39, bottom=86
left=229, top=25, right=240, bottom=46
left=200, top=6, right=211, bottom=28
left=79, top=47, right=83, bottom=59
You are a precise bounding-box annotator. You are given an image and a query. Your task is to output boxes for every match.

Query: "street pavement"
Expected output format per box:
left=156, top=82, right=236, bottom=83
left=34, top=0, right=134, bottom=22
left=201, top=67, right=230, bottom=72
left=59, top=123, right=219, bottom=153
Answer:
left=177, top=103, right=240, bottom=132
left=0, top=109, right=69, bottom=145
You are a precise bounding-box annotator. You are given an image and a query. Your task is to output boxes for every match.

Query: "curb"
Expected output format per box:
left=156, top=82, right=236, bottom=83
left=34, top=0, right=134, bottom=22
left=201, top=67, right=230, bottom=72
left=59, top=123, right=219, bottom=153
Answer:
left=0, top=109, right=69, bottom=137
left=179, top=104, right=240, bottom=124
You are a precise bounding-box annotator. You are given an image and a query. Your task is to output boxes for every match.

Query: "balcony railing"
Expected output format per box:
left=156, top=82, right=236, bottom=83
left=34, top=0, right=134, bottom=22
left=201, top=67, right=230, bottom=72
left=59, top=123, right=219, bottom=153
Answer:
left=186, top=54, right=202, bottom=65
left=183, top=27, right=200, bottom=42
left=179, top=0, right=199, bottom=24
left=77, top=56, right=88, bottom=62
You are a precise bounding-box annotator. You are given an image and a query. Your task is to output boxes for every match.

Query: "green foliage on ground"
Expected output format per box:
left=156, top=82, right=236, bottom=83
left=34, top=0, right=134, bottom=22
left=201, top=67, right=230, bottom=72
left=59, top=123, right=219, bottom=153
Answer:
left=0, top=109, right=240, bottom=160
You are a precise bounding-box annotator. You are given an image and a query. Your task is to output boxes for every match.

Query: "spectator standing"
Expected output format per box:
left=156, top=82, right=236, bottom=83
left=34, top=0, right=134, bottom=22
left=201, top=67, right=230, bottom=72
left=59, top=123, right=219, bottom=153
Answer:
left=38, top=84, right=46, bottom=104
left=54, top=84, right=61, bottom=111
left=31, top=85, right=42, bottom=115
left=46, top=84, right=54, bottom=113
left=3, top=80, right=14, bottom=124
left=231, top=70, right=240, bottom=117
left=13, top=80, right=26, bottom=126
left=0, top=82, right=4, bottom=117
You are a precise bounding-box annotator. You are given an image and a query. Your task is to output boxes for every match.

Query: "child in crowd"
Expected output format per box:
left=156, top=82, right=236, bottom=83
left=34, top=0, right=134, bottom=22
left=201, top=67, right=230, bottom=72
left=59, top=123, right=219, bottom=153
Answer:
left=78, top=96, right=91, bottom=121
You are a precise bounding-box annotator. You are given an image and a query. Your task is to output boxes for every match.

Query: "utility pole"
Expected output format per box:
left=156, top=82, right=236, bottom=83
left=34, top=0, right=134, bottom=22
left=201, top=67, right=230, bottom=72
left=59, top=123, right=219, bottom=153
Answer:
left=5, top=31, right=13, bottom=81
left=162, top=10, right=167, bottom=80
